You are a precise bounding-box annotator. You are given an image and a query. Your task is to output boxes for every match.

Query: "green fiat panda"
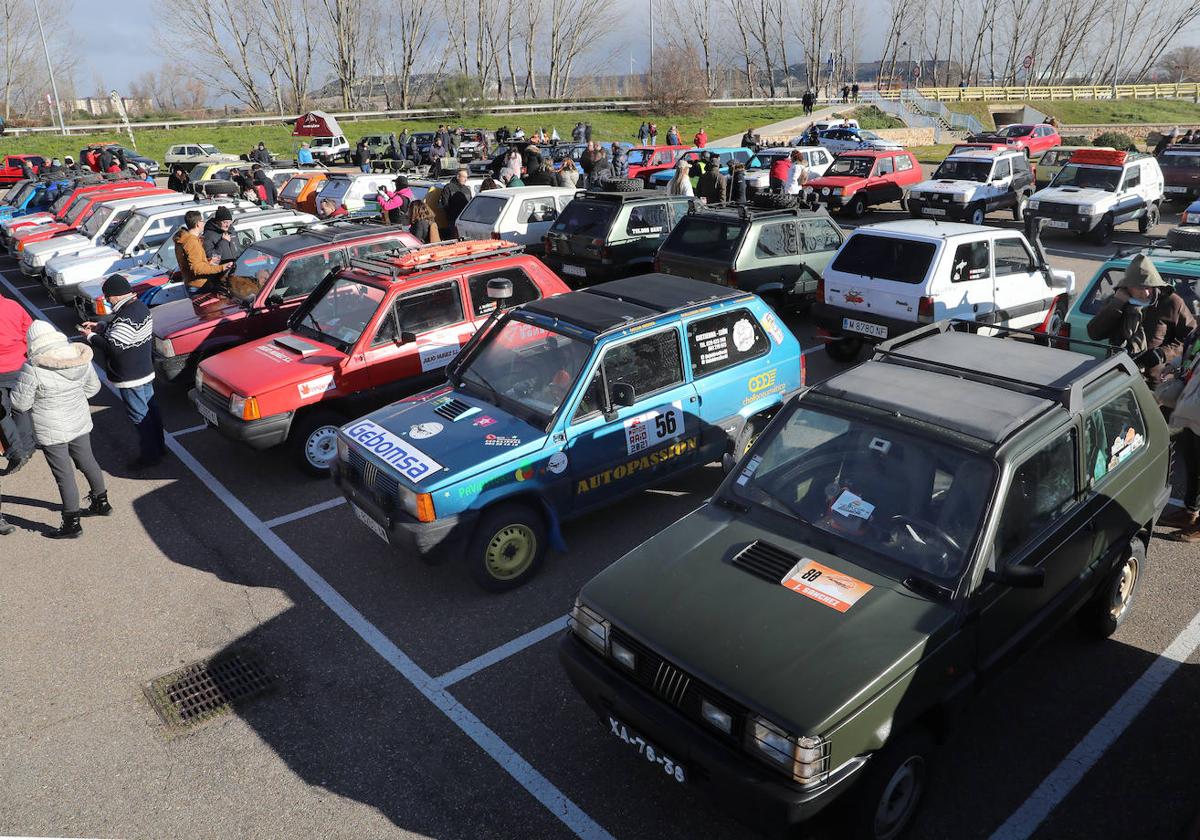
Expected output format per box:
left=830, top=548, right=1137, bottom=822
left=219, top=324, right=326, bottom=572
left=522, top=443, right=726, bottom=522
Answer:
left=560, top=321, right=1169, bottom=839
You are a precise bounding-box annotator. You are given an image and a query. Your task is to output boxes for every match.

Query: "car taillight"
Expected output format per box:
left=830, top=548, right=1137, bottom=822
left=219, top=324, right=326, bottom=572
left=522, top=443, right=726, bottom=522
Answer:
left=590, top=238, right=603, bottom=249
left=816, top=275, right=826, bottom=302
left=726, top=268, right=738, bottom=287
left=917, top=296, right=935, bottom=323
left=653, top=256, right=661, bottom=272
left=800, top=351, right=807, bottom=387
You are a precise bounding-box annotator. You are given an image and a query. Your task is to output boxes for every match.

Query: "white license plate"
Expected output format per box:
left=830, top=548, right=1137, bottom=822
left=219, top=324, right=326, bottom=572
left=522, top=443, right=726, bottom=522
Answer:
left=920, top=207, right=947, bottom=216
left=608, top=716, right=685, bottom=783
left=1166, top=186, right=1187, bottom=193
left=842, top=318, right=888, bottom=339
left=352, top=503, right=389, bottom=543
left=197, top=402, right=218, bottom=427
left=1045, top=219, right=1070, bottom=229
left=561, top=264, right=586, bottom=278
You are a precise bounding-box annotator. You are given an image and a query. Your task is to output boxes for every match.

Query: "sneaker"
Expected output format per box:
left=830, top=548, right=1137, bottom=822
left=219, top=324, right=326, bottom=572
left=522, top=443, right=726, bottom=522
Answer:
left=1160, top=508, right=1199, bottom=530
left=1172, top=524, right=1200, bottom=544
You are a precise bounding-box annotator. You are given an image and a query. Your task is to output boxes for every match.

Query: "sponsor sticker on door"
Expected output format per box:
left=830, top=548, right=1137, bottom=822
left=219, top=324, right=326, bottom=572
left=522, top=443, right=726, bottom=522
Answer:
left=419, top=343, right=460, bottom=372
left=297, top=373, right=336, bottom=400
left=780, top=559, right=873, bottom=613
left=623, top=402, right=684, bottom=454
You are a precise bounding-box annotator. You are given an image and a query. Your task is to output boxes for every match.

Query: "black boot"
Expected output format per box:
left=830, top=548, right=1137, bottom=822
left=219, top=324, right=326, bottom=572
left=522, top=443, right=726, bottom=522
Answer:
left=80, top=491, right=112, bottom=517
left=45, top=511, right=81, bottom=539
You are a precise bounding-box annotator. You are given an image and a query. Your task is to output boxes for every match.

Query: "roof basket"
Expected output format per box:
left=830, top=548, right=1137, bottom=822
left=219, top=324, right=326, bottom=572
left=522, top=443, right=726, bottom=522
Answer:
left=348, top=238, right=524, bottom=279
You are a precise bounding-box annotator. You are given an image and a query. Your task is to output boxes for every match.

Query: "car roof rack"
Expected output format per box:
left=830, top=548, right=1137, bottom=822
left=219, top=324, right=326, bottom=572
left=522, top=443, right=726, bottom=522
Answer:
left=872, top=320, right=1137, bottom=415
left=348, top=238, right=524, bottom=279
left=575, top=188, right=659, bottom=201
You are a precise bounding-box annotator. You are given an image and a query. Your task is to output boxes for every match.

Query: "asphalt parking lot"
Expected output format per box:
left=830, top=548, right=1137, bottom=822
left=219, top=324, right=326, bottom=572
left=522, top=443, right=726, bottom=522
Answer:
left=3, top=196, right=1200, bottom=840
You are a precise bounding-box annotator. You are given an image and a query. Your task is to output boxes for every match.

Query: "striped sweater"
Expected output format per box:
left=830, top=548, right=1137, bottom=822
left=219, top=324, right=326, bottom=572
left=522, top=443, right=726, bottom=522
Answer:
left=89, top=295, right=154, bottom=388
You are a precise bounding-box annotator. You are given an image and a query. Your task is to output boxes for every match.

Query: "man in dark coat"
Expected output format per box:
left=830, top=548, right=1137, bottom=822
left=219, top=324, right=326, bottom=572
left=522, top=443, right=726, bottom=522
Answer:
left=1087, top=253, right=1196, bottom=374
left=253, top=166, right=277, bottom=205
left=98, top=147, right=114, bottom=172
left=523, top=162, right=557, bottom=187
left=439, top=169, right=473, bottom=232
left=696, top=161, right=728, bottom=205
left=201, top=205, right=239, bottom=264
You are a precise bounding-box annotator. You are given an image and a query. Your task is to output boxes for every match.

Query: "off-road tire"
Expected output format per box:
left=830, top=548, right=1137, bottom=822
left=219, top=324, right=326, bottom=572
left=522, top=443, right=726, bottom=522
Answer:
left=1013, top=193, right=1029, bottom=222
left=288, top=409, right=344, bottom=477
left=1084, top=537, right=1145, bottom=638
left=752, top=192, right=797, bottom=209
left=1138, top=202, right=1160, bottom=234
left=848, top=728, right=936, bottom=840
left=730, top=411, right=775, bottom=468
left=198, top=181, right=238, bottom=197
left=1167, top=225, right=1200, bottom=251
left=825, top=335, right=864, bottom=363
left=968, top=203, right=986, bottom=226
left=602, top=178, right=642, bottom=193
left=1091, top=213, right=1115, bottom=245
left=847, top=194, right=868, bottom=218
left=466, top=502, right=548, bottom=592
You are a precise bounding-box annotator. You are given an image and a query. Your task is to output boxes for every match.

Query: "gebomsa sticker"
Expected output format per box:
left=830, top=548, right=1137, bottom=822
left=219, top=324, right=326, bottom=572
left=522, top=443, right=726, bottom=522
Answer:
left=623, top=402, right=684, bottom=454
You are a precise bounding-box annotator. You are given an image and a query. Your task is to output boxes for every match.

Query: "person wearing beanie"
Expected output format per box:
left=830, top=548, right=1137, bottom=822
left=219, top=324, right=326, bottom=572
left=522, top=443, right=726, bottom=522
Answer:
left=0, top=293, right=35, bottom=479
left=175, top=209, right=228, bottom=294
left=10, top=320, right=107, bottom=538
left=79, top=274, right=165, bottom=470
left=201, top=206, right=238, bottom=265
left=1086, top=253, right=1195, bottom=374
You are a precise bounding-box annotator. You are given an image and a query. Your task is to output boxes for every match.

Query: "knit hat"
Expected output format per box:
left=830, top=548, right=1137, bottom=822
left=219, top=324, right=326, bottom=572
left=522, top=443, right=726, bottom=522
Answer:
left=1118, top=254, right=1170, bottom=289
left=102, top=273, right=132, bottom=296
left=394, top=176, right=408, bottom=189
left=214, top=205, right=233, bottom=222
left=26, top=320, right=67, bottom=357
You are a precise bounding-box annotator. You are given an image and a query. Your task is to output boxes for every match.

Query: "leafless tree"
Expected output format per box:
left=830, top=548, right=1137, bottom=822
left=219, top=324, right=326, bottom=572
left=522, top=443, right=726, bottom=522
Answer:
left=1158, top=46, right=1200, bottom=82
left=162, top=0, right=266, bottom=110
left=662, top=0, right=719, bottom=96
left=257, top=0, right=314, bottom=111
left=130, top=64, right=209, bottom=112
left=0, top=0, right=79, bottom=119
left=319, top=0, right=361, bottom=108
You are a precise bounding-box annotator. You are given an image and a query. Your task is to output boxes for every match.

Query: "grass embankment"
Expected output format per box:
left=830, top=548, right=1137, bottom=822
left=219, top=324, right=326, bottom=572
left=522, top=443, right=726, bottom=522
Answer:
left=0, top=106, right=806, bottom=164
left=944, top=98, right=1200, bottom=128
left=832, top=105, right=906, bottom=130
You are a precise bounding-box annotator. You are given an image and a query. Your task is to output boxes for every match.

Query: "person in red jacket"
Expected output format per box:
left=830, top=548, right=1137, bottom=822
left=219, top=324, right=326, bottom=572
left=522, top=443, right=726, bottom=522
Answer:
left=0, top=294, right=35, bottom=531
left=769, top=154, right=791, bottom=192
left=694, top=128, right=708, bottom=148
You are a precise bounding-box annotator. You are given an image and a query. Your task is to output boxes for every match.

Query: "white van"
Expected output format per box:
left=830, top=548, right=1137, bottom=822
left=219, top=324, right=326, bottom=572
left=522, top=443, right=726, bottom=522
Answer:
left=454, top=186, right=577, bottom=251
left=315, top=173, right=403, bottom=213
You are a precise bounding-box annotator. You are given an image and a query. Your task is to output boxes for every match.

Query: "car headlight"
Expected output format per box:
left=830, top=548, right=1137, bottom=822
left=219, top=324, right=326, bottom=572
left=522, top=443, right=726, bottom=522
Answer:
left=954, top=193, right=971, bottom=203
left=748, top=717, right=829, bottom=785
left=1186, top=212, right=1200, bottom=224
left=228, top=394, right=260, bottom=420
left=155, top=336, right=174, bottom=357
left=194, top=366, right=204, bottom=392
left=1078, top=204, right=1098, bottom=215
left=1028, top=199, right=1040, bottom=210
left=610, top=638, right=637, bottom=670
left=831, top=187, right=843, bottom=196
left=569, top=599, right=609, bottom=654
left=700, top=699, right=733, bottom=734
left=820, top=187, right=830, bottom=196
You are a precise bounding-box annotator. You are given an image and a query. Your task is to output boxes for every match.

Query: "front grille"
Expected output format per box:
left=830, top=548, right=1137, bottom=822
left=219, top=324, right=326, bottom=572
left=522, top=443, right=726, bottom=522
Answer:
left=200, top=383, right=226, bottom=407
left=434, top=398, right=474, bottom=421
left=731, top=540, right=801, bottom=583
left=1033, top=201, right=1079, bottom=219
left=347, top=447, right=400, bottom=512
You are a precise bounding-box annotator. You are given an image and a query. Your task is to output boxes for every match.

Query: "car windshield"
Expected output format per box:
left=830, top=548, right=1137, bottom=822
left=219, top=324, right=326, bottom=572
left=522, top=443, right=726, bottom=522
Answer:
left=458, top=195, right=507, bottom=225
left=151, top=236, right=178, bottom=270
left=63, top=195, right=92, bottom=223
left=8, top=183, right=35, bottom=206
left=227, top=247, right=281, bottom=303
left=454, top=315, right=592, bottom=428
left=113, top=211, right=149, bottom=250
left=728, top=404, right=994, bottom=582
left=1050, top=164, right=1120, bottom=191
left=932, top=159, right=993, bottom=182
left=100, top=209, right=135, bottom=243
left=999, top=125, right=1033, bottom=138
left=551, top=200, right=616, bottom=236
left=81, top=204, right=116, bottom=237
left=754, top=150, right=791, bottom=168
left=827, top=156, right=873, bottom=177
left=49, top=191, right=73, bottom=213
left=312, top=138, right=333, bottom=148
left=292, top=276, right=386, bottom=352
left=199, top=144, right=220, bottom=155
left=414, top=133, right=435, bottom=144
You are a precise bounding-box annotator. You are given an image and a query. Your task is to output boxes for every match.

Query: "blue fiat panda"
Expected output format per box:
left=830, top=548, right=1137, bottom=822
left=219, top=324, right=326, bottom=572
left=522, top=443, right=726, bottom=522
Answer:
left=332, top=274, right=805, bottom=591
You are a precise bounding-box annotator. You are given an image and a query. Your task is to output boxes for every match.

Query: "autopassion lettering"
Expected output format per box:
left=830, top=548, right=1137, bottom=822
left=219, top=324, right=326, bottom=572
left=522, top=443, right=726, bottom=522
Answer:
left=343, top=419, right=443, bottom=482
left=576, top=437, right=698, bottom=494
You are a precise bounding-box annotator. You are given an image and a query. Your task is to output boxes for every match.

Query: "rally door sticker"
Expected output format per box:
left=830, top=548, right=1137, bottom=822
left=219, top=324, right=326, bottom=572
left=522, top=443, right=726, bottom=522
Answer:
left=780, top=559, right=873, bottom=613
left=622, top=402, right=685, bottom=455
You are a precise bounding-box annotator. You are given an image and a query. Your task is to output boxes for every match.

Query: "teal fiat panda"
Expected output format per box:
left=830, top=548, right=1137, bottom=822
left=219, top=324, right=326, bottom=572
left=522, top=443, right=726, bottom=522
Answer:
left=332, top=274, right=804, bottom=591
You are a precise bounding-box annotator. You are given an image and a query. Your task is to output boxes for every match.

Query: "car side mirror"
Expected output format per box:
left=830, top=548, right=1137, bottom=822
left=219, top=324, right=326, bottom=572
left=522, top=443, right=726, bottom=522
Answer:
left=396, top=330, right=416, bottom=345
left=609, top=381, right=636, bottom=408
left=266, top=290, right=285, bottom=306
left=1048, top=269, right=1075, bottom=294
left=984, top=563, right=1045, bottom=588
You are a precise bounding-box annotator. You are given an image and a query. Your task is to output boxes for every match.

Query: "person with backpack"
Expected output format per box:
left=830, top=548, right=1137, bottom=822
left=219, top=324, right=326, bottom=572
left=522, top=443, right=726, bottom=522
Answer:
left=10, top=321, right=107, bottom=539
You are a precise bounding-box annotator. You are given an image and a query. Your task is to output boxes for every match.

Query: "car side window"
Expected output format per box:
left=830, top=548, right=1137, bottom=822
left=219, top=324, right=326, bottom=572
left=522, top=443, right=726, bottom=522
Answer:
left=467, top=267, right=540, bottom=317
left=626, top=203, right=670, bottom=236
left=875, top=156, right=894, bottom=176
left=994, top=159, right=1012, bottom=179
left=800, top=218, right=843, bottom=252
left=599, top=329, right=684, bottom=405
left=395, top=282, right=464, bottom=334
left=951, top=241, right=991, bottom=283
left=371, top=306, right=400, bottom=346
left=519, top=197, right=557, bottom=224
left=895, top=155, right=913, bottom=172
left=1084, top=390, right=1146, bottom=485
left=1122, top=167, right=1141, bottom=191
left=993, top=237, right=1037, bottom=277
left=348, top=237, right=406, bottom=259
left=1012, top=156, right=1031, bottom=176
left=755, top=222, right=797, bottom=258
left=995, top=430, right=1078, bottom=562
left=686, top=308, right=769, bottom=377
left=237, top=229, right=257, bottom=247
left=276, top=251, right=347, bottom=299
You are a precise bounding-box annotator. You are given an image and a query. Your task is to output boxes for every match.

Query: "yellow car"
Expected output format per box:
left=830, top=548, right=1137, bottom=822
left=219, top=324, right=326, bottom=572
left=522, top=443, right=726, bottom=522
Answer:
left=1035, top=146, right=1108, bottom=188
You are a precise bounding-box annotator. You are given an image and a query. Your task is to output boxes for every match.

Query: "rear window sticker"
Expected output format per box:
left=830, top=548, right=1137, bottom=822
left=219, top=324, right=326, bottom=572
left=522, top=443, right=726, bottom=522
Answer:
left=736, top=454, right=763, bottom=486
left=732, top=318, right=756, bottom=352
left=1108, top=427, right=1144, bottom=469
left=759, top=311, right=785, bottom=345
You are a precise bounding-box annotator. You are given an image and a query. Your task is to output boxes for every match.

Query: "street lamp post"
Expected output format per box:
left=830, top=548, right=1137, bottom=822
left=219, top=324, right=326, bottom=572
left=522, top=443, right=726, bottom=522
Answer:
left=32, top=0, right=66, bottom=135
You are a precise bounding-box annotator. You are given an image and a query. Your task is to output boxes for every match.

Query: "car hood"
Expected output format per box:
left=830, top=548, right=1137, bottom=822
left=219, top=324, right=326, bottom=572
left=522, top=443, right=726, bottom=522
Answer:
left=1033, top=186, right=1115, bottom=205
left=201, top=332, right=346, bottom=396
left=152, top=294, right=242, bottom=339
left=912, top=179, right=981, bottom=196
left=809, top=175, right=867, bottom=190
left=48, top=245, right=122, bottom=279
left=346, top=386, right=549, bottom=491
left=581, top=504, right=958, bottom=734
left=5, top=211, right=54, bottom=230
left=79, top=262, right=167, bottom=298
left=16, top=222, right=69, bottom=242
left=24, top=232, right=89, bottom=261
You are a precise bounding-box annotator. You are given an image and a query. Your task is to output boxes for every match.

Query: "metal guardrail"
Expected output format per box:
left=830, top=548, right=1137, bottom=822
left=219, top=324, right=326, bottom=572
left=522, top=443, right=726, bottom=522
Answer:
left=875, top=82, right=1200, bottom=102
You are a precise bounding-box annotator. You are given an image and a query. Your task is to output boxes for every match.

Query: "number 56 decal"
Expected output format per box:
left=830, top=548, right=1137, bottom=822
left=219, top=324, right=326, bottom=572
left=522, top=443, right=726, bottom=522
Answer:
left=623, top=402, right=685, bottom=455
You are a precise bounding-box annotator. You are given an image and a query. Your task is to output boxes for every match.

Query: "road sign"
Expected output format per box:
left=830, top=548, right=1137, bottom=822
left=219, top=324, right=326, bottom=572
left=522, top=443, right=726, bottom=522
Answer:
left=1023, top=54, right=1033, bottom=69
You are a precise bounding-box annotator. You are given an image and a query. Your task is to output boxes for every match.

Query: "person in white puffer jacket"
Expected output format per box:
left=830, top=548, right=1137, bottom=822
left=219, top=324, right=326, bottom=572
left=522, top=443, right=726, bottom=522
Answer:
left=10, top=321, right=109, bottom=539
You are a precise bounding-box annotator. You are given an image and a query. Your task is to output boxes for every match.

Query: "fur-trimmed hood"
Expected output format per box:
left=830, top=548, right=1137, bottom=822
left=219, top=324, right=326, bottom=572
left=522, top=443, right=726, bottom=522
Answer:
left=30, top=340, right=93, bottom=374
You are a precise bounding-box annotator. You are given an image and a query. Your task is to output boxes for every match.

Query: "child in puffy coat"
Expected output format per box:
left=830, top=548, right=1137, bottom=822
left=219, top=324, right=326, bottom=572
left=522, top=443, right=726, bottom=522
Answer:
left=10, top=321, right=109, bottom=539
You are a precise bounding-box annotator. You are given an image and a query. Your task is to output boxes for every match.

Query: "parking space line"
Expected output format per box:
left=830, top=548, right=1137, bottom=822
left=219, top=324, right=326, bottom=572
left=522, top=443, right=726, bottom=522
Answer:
left=437, top=615, right=569, bottom=689
left=263, top=497, right=347, bottom=529
left=168, top=424, right=209, bottom=438
left=0, top=268, right=615, bottom=840
left=41, top=304, right=65, bottom=310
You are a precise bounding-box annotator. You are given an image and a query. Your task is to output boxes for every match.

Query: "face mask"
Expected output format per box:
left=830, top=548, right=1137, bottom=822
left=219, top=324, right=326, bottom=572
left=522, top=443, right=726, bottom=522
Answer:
left=1128, top=296, right=1150, bottom=308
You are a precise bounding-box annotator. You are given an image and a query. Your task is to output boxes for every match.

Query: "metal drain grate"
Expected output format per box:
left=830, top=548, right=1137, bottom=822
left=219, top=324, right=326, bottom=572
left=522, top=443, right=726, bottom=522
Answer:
left=144, top=650, right=275, bottom=730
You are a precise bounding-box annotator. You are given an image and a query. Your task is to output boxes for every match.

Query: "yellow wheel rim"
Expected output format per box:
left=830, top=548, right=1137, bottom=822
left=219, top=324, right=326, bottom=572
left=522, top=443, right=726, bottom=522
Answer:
left=484, top=524, right=537, bottom=580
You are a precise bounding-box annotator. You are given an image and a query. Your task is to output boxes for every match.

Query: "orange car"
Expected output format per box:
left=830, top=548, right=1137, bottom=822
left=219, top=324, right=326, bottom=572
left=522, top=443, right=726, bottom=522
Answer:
left=279, top=171, right=328, bottom=214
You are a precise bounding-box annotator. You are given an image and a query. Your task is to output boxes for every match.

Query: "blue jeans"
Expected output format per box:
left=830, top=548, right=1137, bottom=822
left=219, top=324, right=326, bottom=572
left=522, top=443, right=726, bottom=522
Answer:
left=360, top=164, right=370, bottom=172
left=118, top=382, right=166, bottom=461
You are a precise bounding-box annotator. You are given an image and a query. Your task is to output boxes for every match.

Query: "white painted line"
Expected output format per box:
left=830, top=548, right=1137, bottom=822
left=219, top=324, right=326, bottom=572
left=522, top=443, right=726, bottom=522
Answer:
left=437, top=615, right=569, bottom=688
left=0, top=266, right=615, bottom=840
left=991, top=608, right=1200, bottom=840
left=168, top=424, right=209, bottom=438
left=263, top=497, right=347, bottom=529
left=40, top=304, right=65, bottom=310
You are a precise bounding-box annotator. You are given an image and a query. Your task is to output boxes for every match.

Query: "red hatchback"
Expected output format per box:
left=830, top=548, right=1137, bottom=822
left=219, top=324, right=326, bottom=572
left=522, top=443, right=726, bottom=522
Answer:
left=968, top=123, right=1061, bottom=157
left=625, top=145, right=690, bottom=184
left=190, top=239, right=570, bottom=473
left=807, top=150, right=924, bottom=217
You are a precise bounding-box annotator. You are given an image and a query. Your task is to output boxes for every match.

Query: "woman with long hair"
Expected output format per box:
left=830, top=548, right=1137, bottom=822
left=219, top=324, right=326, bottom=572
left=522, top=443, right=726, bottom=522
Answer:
left=408, top=201, right=441, bottom=244
left=667, top=159, right=694, bottom=196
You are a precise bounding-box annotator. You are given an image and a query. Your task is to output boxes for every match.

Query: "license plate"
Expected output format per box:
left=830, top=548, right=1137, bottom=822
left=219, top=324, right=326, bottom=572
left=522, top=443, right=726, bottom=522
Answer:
left=197, top=402, right=218, bottom=427
left=561, top=264, right=586, bottom=278
left=1045, top=219, right=1070, bottom=229
left=842, top=317, right=888, bottom=339
left=608, top=716, right=685, bottom=783
left=1166, top=186, right=1187, bottom=193
left=352, top=503, right=389, bottom=543
left=921, top=207, right=947, bottom=216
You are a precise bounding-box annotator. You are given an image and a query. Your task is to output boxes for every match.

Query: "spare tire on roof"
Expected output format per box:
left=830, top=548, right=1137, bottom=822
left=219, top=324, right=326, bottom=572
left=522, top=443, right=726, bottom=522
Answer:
left=602, top=177, right=642, bottom=192
left=197, top=180, right=239, bottom=197
left=1167, top=225, right=1200, bottom=252
left=752, top=192, right=797, bottom=209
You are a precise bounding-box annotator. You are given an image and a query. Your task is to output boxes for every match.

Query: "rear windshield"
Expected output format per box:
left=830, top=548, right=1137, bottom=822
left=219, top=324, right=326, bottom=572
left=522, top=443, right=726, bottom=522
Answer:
left=459, top=195, right=507, bottom=225
left=1162, top=151, right=1200, bottom=168
left=318, top=179, right=351, bottom=204
left=550, top=200, right=616, bottom=236
left=660, top=216, right=745, bottom=262
left=281, top=177, right=306, bottom=200
left=831, top=233, right=935, bottom=284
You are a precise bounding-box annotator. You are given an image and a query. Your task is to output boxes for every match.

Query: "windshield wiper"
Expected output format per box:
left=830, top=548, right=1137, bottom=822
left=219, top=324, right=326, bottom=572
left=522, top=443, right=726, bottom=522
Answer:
left=461, top=368, right=502, bottom=405
left=713, top=494, right=749, bottom=513
left=902, top=575, right=954, bottom=601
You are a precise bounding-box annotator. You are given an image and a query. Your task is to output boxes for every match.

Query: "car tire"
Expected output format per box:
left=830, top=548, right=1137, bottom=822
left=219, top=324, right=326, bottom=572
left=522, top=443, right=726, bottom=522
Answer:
left=466, top=502, right=548, bottom=592
left=848, top=194, right=867, bottom=218
left=1167, top=225, right=1200, bottom=250
left=1013, top=193, right=1028, bottom=222
left=1091, top=214, right=1115, bottom=245
left=753, top=192, right=796, bottom=209
left=729, top=411, right=773, bottom=469
left=602, top=178, right=642, bottom=192
left=825, top=335, right=863, bottom=363
left=848, top=728, right=936, bottom=840
left=1138, top=202, right=1160, bottom=234
left=1084, top=537, right=1145, bottom=638
left=968, top=203, right=986, bottom=226
left=897, top=191, right=909, bottom=212
left=289, top=409, right=344, bottom=477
